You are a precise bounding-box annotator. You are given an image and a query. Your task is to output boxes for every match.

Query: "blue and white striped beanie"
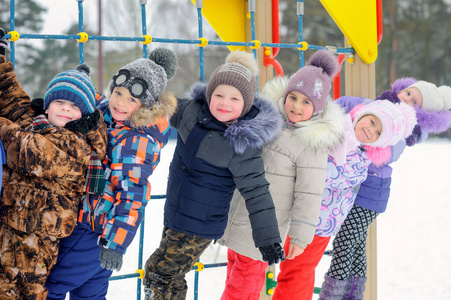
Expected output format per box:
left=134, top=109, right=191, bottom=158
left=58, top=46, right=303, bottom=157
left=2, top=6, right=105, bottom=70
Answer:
left=44, top=64, right=96, bottom=116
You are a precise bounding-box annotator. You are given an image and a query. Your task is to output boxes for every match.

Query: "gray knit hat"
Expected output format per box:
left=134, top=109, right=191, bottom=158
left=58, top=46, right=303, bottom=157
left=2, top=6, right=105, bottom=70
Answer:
left=110, top=47, right=178, bottom=107
left=206, top=51, right=259, bottom=118
left=285, top=50, right=339, bottom=116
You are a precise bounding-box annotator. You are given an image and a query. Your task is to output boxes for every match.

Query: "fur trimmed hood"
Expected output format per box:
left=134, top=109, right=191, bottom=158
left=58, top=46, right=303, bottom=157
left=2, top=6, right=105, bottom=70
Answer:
left=128, top=92, right=177, bottom=128
left=188, top=82, right=283, bottom=155
left=261, top=76, right=344, bottom=152
left=377, top=77, right=451, bottom=145
left=99, top=92, right=177, bottom=130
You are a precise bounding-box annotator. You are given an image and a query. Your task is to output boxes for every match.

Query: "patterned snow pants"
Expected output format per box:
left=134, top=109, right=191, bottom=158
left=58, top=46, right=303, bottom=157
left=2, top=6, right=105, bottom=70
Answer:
left=144, top=227, right=212, bottom=300
left=327, top=205, right=379, bottom=280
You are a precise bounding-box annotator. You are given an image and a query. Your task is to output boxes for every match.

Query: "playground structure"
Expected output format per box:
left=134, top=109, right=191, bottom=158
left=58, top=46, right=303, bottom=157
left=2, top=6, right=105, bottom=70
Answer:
left=4, top=0, right=383, bottom=299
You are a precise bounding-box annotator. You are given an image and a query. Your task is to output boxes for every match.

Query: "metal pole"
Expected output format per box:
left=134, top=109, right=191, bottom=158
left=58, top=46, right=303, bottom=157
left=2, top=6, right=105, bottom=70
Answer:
left=98, top=0, right=103, bottom=93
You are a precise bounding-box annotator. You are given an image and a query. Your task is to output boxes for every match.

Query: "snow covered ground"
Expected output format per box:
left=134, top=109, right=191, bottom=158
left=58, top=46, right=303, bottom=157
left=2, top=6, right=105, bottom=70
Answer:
left=103, top=138, right=450, bottom=300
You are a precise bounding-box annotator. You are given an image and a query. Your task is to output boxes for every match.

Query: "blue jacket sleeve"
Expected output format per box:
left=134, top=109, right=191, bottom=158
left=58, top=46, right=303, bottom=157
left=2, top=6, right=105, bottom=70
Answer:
left=335, top=96, right=372, bottom=114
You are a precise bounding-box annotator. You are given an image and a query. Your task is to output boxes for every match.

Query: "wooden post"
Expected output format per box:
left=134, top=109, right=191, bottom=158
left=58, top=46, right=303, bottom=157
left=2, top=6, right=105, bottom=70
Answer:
left=244, top=0, right=276, bottom=299
left=344, top=39, right=377, bottom=300
left=245, top=0, right=274, bottom=92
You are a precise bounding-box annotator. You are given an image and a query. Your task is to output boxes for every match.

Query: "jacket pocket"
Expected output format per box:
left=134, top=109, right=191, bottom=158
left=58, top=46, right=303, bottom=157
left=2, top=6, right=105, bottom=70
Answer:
left=0, top=225, right=39, bottom=270
left=38, top=194, right=78, bottom=238
left=2, top=182, right=48, bottom=210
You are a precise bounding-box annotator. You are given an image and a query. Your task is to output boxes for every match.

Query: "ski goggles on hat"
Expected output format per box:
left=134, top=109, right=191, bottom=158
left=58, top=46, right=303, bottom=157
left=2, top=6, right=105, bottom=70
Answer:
left=112, top=69, right=148, bottom=99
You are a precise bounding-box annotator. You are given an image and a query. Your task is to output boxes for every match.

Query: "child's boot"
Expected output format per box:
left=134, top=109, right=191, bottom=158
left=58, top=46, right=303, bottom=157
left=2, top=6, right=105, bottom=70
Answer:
left=318, top=273, right=347, bottom=300
left=346, top=276, right=367, bottom=300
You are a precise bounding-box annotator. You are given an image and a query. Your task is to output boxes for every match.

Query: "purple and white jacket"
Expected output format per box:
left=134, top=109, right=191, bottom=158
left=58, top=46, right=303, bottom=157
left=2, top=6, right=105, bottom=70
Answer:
left=315, top=115, right=370, bottom=237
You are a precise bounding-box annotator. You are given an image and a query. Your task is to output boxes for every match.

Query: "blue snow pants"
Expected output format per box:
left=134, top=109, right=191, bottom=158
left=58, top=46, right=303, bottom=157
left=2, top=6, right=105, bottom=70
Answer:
left=45, top=225, right=113, bottom=300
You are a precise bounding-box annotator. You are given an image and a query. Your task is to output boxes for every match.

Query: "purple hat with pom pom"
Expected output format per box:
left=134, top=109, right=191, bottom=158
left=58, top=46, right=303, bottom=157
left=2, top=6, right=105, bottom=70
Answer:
left=284, top=49, right=339, bottom=116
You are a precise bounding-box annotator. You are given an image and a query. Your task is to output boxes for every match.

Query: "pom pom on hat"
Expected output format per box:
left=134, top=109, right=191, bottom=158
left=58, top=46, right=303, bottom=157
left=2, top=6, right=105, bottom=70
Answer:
left=110, top=47, right=178, bottom=108
left=352, top=100, right=417, bottom=148
left=284, top=50, right=339, bottom=116
left=44, top=63, right=96, bottom=116
left=206, top=50, right=258, bottom=118
left=408, top=81, right=451, bottom=112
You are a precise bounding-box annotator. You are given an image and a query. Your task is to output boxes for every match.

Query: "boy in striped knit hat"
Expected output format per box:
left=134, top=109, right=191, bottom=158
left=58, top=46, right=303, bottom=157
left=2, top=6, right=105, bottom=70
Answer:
left=0, top=28, right=107, bottom=299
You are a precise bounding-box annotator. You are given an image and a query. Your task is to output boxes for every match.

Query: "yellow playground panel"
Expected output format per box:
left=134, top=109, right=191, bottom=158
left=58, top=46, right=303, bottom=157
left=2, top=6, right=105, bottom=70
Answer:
left=193, top=0, right=379, bottom=64
left=320, top=0, right=378, bottom=64
left=191, top=0, right=247, bottom=52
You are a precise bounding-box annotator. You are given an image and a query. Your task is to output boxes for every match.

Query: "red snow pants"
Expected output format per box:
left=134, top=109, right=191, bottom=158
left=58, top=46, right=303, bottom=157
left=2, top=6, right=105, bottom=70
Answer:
left=272, top=235, right=331, bottom=300
left=221, top=248, right=268, bottom=300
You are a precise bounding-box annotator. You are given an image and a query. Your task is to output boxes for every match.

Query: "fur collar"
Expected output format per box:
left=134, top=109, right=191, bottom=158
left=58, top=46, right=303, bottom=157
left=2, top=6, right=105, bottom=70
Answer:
left=188, top=82, right=283, bottom=155
left=261, top=76, right=345, bottom=151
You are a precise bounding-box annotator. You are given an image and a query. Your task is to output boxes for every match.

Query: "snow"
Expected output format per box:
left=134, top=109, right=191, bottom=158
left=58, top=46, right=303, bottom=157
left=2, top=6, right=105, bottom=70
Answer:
left=102, top=138, right=451, bottom=300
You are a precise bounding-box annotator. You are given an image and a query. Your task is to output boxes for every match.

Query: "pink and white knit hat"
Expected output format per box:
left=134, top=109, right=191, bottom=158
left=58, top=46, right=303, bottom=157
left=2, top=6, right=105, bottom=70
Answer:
left=352, top=100, right=417, bottom=148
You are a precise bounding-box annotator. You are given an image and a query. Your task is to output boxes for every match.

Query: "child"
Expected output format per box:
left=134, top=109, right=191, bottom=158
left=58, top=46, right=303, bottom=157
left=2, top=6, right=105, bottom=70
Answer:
left=217, top=49, right=345, bottom=300
left=44, top=48, right=178, bottom=299
left=318, top=79, right=451, bottom=300
left=273, top=96, right=417, bottom=300
left=143, top=50, right=285, bottom=300
left=0, top=32, right=107, bottom=299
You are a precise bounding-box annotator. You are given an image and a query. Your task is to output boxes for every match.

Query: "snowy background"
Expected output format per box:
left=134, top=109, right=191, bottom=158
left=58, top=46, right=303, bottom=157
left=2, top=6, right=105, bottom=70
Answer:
left=102, top=138, right=451, bottom=300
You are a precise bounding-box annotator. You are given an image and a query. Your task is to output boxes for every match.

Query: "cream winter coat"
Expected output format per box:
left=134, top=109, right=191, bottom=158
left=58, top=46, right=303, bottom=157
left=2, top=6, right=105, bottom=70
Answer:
left=218, top=77, right=345, bottom=261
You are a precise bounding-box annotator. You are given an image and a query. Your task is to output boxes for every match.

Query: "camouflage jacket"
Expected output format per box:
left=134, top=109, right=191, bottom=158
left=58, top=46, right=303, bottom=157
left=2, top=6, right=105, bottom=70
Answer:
left=0, top=59, right=107, bottom=238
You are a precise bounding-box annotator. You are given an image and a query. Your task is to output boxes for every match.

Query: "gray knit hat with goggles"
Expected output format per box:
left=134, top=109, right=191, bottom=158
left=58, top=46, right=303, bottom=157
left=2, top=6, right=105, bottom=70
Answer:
left=110, top=48, right=178, bottom=107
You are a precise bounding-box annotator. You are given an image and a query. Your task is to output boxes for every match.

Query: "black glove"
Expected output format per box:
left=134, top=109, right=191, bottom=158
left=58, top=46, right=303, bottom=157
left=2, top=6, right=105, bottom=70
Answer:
left=99, top=247, right=123, bottom=271
left=259, top=243, right=286, bottom=265
left=0, top=28, right=8, bottom=55
left=31, top=98, right=45, bottom=115
left=64, top=109, right=100, bottom=134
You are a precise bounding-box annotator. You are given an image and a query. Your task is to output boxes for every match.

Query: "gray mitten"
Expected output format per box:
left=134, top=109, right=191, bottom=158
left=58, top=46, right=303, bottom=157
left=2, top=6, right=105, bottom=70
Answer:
left=99, top=248, right=123, bottom=271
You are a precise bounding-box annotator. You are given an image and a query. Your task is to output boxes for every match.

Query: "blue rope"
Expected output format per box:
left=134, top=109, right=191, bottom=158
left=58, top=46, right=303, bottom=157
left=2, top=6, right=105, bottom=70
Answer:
left=78, top=0, right=84, bottom=63
left=10, top=33, right=354, bottom=54
left=9, top=0, right=15, bottom=67
left=197, top=6, right=205, bottom=82
left=298, top=0, right=304, bottom=67
left=249, top=2, right=258, bottom=90
left=141, top=3, right=148, bottom=58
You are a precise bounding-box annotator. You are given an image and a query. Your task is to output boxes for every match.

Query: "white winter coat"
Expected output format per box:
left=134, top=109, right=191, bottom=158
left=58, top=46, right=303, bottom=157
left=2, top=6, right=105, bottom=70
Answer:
left=217, top=77, right=345, bottom=261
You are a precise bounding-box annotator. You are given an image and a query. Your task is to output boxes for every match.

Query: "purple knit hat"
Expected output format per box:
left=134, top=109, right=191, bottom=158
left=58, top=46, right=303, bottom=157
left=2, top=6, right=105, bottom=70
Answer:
left=284, top=50, right=339, bottom=116
left=352, top=101, right=417, bottom=148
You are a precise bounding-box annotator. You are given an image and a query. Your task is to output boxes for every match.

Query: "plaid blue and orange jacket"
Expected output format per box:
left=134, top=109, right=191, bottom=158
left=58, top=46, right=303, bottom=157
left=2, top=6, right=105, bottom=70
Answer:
left=78, top=97, right=174, bottom=254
